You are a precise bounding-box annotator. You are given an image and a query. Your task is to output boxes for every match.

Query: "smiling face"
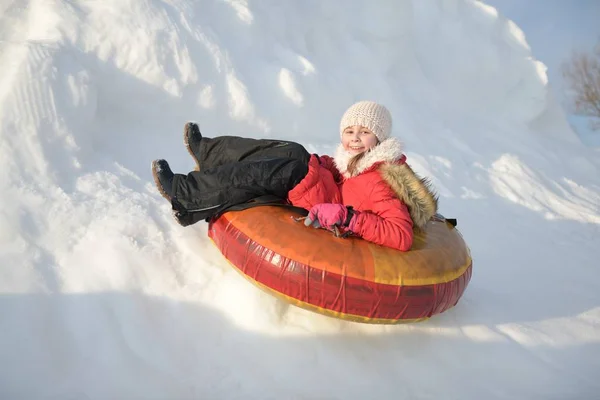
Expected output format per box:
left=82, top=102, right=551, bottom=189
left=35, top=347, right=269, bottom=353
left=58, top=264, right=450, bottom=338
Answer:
left=341, top=125, right=379, bottom=155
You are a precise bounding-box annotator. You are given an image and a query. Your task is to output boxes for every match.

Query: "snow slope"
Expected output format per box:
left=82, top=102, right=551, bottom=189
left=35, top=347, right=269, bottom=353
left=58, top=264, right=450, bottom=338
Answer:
left=1, top=0, right=599, bottom=398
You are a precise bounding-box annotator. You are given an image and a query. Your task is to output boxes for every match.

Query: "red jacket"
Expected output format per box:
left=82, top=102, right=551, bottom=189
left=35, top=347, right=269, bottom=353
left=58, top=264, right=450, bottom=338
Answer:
left=287, top=154, right=342, bottom=209
left=287, top=138, right=438, bottom=251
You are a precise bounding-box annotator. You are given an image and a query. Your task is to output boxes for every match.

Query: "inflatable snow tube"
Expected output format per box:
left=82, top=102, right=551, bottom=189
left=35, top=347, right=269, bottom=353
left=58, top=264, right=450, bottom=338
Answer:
left=208, top=206, right=472, bottom=324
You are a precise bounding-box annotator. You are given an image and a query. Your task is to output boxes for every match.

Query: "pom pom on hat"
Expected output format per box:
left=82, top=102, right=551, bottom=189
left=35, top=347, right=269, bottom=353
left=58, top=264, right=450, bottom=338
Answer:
left=339, top=101, right=392, bottom=142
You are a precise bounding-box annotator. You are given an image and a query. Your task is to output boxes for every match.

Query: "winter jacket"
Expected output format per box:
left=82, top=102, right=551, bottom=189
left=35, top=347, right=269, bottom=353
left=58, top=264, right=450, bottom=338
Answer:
left=287, top=138, right=438, bottom=251
left=287, top=154, right=343, bottom=209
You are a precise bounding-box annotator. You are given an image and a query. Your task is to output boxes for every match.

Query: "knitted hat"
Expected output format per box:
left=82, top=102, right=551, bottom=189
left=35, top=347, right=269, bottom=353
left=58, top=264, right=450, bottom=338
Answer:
left=339, top=101, right=392, bottom=142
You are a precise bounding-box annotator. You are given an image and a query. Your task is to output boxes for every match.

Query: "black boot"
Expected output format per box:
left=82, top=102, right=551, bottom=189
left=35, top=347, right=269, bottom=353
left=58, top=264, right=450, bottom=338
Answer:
left=183, top=122, right=202, bottom=171
left=151, top=159, right=175, bottom=202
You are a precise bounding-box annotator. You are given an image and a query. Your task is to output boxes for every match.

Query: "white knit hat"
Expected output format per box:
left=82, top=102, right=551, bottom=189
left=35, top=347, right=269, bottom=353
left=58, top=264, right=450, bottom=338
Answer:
left=339, top=101, right=393, bottom=142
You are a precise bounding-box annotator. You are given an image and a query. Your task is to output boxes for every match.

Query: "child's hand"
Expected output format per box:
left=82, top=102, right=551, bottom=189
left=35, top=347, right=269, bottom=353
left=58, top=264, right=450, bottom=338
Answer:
left=304, top=203, right=355, bottom=230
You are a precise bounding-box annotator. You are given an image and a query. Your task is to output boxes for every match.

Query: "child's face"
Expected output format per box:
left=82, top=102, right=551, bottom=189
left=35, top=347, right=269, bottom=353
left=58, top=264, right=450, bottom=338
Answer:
left=341, top=125, right=379, bottom=155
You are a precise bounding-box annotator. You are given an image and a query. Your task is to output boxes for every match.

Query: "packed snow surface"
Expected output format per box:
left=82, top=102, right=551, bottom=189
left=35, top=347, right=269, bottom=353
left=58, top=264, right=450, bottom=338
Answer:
left=1, top=0, right=599, bottom=399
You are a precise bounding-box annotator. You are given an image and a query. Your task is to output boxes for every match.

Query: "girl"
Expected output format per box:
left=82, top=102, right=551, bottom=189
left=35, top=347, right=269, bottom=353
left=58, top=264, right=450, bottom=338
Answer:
left=152, top=101, right=438, bottom=251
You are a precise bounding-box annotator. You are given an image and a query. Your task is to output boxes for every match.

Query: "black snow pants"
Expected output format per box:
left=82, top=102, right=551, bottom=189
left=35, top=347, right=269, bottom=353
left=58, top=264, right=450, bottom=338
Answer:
left=172, top=135, right=311, bottom=226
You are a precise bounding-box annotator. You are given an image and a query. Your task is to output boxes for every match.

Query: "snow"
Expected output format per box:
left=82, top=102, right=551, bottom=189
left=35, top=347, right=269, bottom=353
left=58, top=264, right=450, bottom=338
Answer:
left=1, top=0, right=599, bottom=398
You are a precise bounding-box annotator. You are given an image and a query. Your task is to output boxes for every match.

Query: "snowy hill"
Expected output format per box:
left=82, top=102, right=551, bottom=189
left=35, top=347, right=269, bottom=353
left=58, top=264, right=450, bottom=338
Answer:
left=1, top=0, right=599, bottom=399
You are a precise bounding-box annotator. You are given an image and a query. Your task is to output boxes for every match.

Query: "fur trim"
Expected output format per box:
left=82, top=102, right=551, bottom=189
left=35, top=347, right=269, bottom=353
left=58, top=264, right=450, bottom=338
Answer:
left=379, top=163, right=439, bottom=230
left=334, top=137, right=404, bottom=178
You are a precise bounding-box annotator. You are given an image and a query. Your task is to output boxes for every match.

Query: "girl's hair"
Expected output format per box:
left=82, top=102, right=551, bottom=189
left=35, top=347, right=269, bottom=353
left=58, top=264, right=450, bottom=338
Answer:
left=346, top=152, right=366, bottom=176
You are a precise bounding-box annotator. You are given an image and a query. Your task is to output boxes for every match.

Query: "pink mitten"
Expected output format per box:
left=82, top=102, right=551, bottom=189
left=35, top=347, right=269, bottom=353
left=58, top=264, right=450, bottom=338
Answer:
left=304, top=203, right=355, bottom=230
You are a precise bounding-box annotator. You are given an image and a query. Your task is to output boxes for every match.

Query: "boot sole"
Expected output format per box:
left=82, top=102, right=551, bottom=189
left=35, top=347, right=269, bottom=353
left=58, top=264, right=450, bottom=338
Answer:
left=183, top=123, right=201, bottom=171
left=151, top=160, right=172, bottom=202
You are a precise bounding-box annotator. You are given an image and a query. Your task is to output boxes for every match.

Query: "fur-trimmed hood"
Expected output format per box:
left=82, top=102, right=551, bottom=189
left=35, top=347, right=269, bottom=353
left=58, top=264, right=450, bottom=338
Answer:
left=334, top=137, right=405, bottom=178
left=334, top=138, right=438, bottom=230
left=379, top=162, right=438, bottom=230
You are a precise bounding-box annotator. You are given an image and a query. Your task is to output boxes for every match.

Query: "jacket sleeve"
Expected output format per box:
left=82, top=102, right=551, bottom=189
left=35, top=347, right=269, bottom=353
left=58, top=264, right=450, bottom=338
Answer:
left=288, top=155, right=341, bottom=210
left=349, top=182, right=414, bottom=251
left=318, top=155, right=343, bottom=184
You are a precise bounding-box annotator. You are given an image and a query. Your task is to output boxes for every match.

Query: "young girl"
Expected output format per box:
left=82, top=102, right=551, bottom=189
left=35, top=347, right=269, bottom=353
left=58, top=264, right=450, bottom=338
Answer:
left=152, top=101, right=438, bottom=251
